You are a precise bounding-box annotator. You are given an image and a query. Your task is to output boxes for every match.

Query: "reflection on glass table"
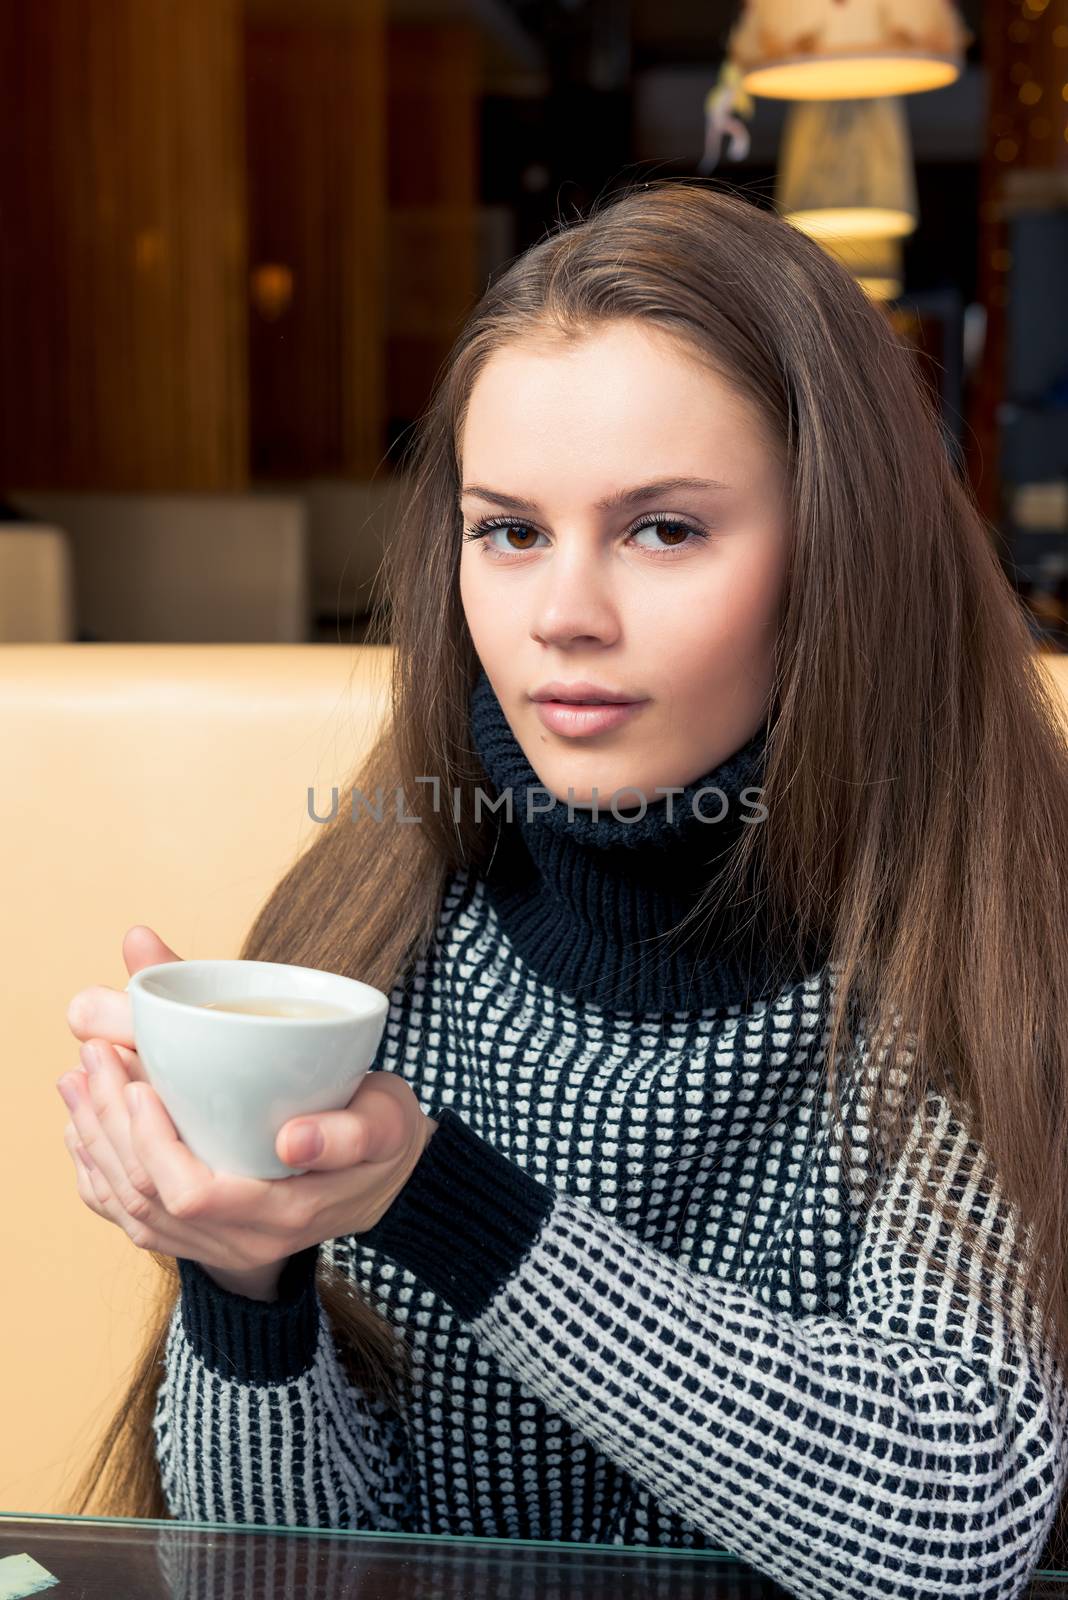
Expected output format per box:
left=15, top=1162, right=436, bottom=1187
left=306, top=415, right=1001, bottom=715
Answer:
left=3, top=1515, right=1068, bottom=1599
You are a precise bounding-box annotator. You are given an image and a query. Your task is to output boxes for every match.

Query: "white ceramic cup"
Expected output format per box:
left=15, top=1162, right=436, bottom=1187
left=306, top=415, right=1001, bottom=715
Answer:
left=126, top=958, right=390, bottom=1180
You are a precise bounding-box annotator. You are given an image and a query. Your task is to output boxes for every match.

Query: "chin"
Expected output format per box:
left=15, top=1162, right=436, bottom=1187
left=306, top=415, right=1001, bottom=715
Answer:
left=543, top=769, right=649, bottom=810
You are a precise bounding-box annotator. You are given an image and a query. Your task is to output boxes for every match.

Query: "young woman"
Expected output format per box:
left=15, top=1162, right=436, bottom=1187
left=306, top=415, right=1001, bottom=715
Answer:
left=58, top=180, right=1068, bottom=1597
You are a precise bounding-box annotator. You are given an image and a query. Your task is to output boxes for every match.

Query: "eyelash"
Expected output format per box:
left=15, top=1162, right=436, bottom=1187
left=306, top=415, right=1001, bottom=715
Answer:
left=461, top=512, right=713, bottom=561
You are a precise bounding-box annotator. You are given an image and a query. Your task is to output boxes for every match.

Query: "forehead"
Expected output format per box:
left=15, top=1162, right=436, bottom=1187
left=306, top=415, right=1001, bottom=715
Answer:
left=459, top=321, right=776, bottom=490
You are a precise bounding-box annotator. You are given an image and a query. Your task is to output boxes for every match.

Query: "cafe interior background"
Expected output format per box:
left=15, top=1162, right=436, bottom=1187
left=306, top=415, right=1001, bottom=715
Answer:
left=3, top=0, right=1068, bottom=653
left=4, top=0, right=1068, bottom=1529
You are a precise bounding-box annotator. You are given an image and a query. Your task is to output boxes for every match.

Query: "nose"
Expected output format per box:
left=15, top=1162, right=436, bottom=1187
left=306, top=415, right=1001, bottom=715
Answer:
left=529, top=541, right=622, bottom=650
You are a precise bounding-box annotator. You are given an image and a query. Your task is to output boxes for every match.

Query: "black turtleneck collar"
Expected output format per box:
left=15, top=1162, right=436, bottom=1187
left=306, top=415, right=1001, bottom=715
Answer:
left=466, top=667, right=804, bottom=1017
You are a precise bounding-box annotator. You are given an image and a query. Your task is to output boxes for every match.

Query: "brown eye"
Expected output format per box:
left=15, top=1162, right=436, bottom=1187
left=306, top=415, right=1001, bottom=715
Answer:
left=629, top=516, right=711, bottom=556
left=462, top=512, right=711, bottom=560
left=503, top=525, right=538, bottom=550
left=462, top=518, right=547, bottom=556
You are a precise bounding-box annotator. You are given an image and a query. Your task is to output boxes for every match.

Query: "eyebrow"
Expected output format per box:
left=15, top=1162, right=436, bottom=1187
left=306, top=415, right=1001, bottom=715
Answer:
left=458, top=475, right=734, bottom=514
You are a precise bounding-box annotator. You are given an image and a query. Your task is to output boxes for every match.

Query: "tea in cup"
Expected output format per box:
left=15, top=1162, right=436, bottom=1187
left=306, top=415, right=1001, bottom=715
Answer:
left=200, top=996, right=354, bottom=1019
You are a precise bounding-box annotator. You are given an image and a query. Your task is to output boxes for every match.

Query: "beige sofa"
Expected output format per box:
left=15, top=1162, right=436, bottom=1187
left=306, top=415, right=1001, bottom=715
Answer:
left=3, top=644, right=1067, bottom=1516
left=1, top=642, right=392, bottom=1514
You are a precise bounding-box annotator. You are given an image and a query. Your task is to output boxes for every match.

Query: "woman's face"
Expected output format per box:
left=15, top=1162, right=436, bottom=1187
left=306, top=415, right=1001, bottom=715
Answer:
left=458, top=318, right=789, bottom=808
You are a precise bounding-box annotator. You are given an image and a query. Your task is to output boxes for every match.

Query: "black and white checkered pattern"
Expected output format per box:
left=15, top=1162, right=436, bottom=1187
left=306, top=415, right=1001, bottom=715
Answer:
left=158, top=866, right=1067, bottom=1597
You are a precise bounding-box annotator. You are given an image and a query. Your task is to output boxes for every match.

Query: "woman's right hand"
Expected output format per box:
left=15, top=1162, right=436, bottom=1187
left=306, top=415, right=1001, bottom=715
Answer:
left=61, top=928, right=246, bottom=1273
left=60, top=925, right=315, bottom=1299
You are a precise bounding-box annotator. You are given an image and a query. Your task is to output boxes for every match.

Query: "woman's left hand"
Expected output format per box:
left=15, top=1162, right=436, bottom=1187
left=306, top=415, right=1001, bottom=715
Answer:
left=272, top=1068, right=437, bottom=1229
left=273, top=1067, right=438, bottom=1230
left=58, top=1040, right=437, bottom=1276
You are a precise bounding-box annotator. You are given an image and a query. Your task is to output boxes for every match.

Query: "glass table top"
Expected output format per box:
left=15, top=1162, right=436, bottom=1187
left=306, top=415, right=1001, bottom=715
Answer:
left=2, top=1514, right=1068, bottom=1599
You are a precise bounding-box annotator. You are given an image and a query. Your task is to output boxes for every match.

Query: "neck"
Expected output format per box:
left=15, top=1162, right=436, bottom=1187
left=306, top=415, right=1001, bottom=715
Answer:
left=466, top=668, right=803, bottom=1016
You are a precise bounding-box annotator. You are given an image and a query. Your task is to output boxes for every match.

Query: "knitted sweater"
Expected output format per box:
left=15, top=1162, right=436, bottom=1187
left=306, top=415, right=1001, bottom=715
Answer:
left=156, top=671, right=1067, bottom=1599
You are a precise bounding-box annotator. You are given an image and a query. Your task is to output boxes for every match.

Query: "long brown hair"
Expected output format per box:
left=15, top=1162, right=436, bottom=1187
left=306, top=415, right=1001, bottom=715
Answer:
left=64, top=178, right=1068, bottom=1566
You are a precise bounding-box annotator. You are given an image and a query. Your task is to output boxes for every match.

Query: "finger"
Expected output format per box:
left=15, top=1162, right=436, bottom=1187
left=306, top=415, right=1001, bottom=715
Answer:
left=113, top=1042, right=142, bottom=1076
left=67, top=985, right=137, bottom=1053
left=79, top=1145, right=116, bottom=1210
left=81, top=1041, right=159, bottom=1195
left=58, top=1068, right=130, bottom=1203
left=71, top=1143, right=98, bottom=1195
left=65, top=1119, right=148, bottom=1232
left=63, top=1121, right=109, bottom=1216
left=65, top=1116, right=210, bottom=1258
left=277, top=1073, right=410, bottom=1172
left=122, top=924, right=183, bottom=977
left=125, top=1080, right=286, bottom=1228
left=60, top=1060, right=174, bottom=1236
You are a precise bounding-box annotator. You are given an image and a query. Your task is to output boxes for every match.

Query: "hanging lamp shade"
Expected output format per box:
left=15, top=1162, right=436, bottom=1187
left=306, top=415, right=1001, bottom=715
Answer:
left=775, top=97, right=918, bottom=240
left=818, top=233, right=904, bottom=301
left=726, top=0, right=972, bottom=101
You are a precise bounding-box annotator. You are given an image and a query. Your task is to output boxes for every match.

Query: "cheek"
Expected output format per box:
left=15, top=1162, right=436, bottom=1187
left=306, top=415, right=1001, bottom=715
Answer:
left=660, top=542, right=784, bottom=698
left=722, top=527, right=784, bottom=632
left=722, top=553, right=784, bottom=658
left=459, top=550, right=511, bottom=666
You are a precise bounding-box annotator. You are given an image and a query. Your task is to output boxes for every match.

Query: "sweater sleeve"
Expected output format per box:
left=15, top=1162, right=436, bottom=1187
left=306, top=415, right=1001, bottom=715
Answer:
left=151, top=1243, right=413, bottom=1530
left=358, top=1093, right=1068, bottom=1600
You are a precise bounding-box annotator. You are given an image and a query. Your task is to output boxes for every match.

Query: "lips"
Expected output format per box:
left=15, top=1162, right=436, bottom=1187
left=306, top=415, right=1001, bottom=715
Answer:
left=531, top=682, right=643, bottom=705
left=532, top=699, right=646, bottom=737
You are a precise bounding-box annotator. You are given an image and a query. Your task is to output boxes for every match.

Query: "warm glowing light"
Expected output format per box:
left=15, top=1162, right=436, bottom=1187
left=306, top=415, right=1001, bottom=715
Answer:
left=776, top=98, right=918, bottom=243
left=741, top=54, right=959, bottom=100
left=726, top=0, right=971, bottom=102
left=787, top=207, right=915, bottom=240
left=817, top=232, right=903, bottom=301
left=250, top=263, right=295, bottom=320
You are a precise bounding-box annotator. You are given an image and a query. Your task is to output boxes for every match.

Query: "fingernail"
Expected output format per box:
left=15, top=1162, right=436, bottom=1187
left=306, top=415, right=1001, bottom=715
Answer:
left=287, top=1125, right=323, bottom=1163
left=83, top=1043, right=103, bottom=1075
left=57, top=1077, right=79, bottom=1111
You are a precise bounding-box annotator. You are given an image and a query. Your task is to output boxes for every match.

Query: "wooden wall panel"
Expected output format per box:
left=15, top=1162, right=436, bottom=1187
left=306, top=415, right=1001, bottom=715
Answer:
left=386, top=21, right=479, bottom=428
left=244, top=1, right=386, bottom=479
left=965, top=0, right=1068, bottom=526
left=0, top=0, right=249, bottom=490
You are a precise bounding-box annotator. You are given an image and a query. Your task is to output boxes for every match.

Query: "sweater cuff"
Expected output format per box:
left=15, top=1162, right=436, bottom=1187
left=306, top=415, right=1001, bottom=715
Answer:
left=358, top=1107, right=555, bottom=1321
left=176, top=1242, right=321, bottom=1385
